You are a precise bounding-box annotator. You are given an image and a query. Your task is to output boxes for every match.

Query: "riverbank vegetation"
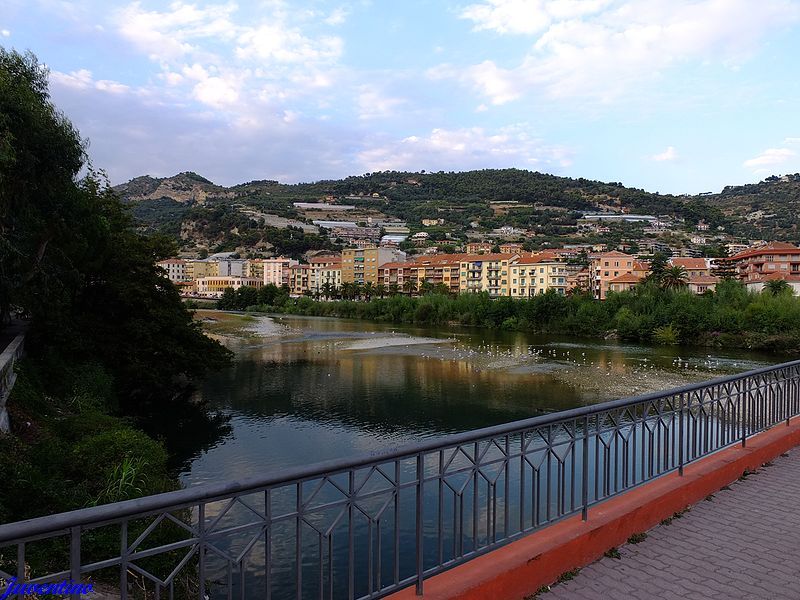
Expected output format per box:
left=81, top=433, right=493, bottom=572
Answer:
left=221, top=279, right=800, bottom=353
left=0, top=45, right=231, bottom=537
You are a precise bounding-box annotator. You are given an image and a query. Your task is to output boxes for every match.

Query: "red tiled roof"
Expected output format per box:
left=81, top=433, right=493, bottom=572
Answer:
left=671, top=258, right=708, bottom=269
left=514, top=252, right=563, bottom=265
left=609, top=273, right=643, bottom=284
left=689, top=275, right=720, bottom=285
left=757, top=271, right=800, bottom=282
left=729, top=242, right=800, bottom=261
left=459, top=253, right=517, bottom=262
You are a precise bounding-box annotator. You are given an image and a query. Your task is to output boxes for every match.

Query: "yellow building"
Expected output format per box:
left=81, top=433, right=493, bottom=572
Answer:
left=245, top=259, right=265, bottom=280
left=196, top=276, right=263, bottom=298
left=185, top=259, right=218, bottom=281
left=341, top=247, right=406, bottom=285
left=458, top=253, right=516, bottom=297
left=509, top=253, right=569, bottom=297
left=309, top=255, right=342, bottom=294
left=319, top=263, right=342, bottom=295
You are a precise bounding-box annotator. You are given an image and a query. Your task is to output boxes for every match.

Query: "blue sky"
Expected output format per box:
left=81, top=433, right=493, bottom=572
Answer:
left=3, top=0, right=800, bottom=193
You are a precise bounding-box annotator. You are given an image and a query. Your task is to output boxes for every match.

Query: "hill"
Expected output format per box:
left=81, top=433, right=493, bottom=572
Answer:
left=112, top=169, right=800, bottom=257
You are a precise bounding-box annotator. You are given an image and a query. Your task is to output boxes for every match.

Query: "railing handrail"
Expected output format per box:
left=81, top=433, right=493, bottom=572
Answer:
left=1, top=357, right=797, bottom=544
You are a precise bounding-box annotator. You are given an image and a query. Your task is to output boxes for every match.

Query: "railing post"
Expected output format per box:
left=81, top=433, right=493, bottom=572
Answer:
left=582, top=415, right=589, bottom=520
left=416, top=453, right=424, bottom=596
left=741, top=378, right=748, bottom=448
left=69, top=526, right=80, bottom=600
left=678, top=393, right=684, bottom=476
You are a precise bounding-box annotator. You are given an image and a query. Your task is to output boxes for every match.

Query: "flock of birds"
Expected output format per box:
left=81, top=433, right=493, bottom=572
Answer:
left=401, top=336, right=742, bottom=378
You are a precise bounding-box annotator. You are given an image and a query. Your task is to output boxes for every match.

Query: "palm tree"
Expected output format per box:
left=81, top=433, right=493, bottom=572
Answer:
left=388, top=283, right=400, bottom=296
left=402, top=279, right=417, bottom=296
left=660, top=265, right=688, bottom=290
left=340, top=282, right=355, bottom=300
left=363, top=282, right=375, bottom=301
left=419, top=281, right=434, bottom=295
left=320, top=282, right=333, bottom=300
left=764, top=279, right=792, bottom=296
left=376, top=283, right=387, bottom=298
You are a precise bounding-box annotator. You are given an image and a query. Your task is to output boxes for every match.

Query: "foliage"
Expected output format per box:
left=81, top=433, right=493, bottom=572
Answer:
left=228, top=279, right=800, bottom=353
left=0, top=49, right=231, bottom=418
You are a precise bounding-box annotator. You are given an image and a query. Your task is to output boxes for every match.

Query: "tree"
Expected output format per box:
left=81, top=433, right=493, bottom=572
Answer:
left=388, top=283, right=400, bottom=296
left=218, top=287, right=237, bottom=309
left=375, top=283, right=387, bottom=298
left=0, top=49, right=230, bottom=415
left=363, top=282, right=375, bottom=301
left=645, top=252, right=669, bottom=284
left=764, top=279, right=792, bottom=296
left=321, top=281, right=333, bottom=300
left=660, top=265, right=688, bottom=290
left=402, top=279, right=417, bottom=295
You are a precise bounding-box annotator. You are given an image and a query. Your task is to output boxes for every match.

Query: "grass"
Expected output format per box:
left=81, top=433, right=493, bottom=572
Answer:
left=627, top=532, right=648, bottom=544
left=556, top=569, right=581, bottom=583
left=738, top=468, right=757, bottom=481
left=194, top=309, right=257, bottom=336
left=604, top=547, right=621, bottom=559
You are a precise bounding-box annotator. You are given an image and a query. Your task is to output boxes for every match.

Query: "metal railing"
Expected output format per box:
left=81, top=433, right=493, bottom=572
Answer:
left=1, top=360, right=799, bottom=599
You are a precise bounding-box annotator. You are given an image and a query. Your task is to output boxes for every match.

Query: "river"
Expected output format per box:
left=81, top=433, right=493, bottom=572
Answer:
left=181, top=313, right=776, bottom=487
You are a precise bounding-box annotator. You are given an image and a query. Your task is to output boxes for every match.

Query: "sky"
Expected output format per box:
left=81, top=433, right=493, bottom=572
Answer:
left=3, top=0, right=800, bottom=193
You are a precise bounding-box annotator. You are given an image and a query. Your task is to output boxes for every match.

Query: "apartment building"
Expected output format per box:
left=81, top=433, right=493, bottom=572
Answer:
left=341, top=247, right=406, bottom=285
left=263, top=257, right=298, bottom=287
left=196, top=276, right=263, bottom=298
left=156, top=258, right=189, bottom=283
left=509, top=253, right=569, bottom=297
left=459, top=253, right=517, bottom=298
left=245, top=259, right=265, bottom=280
left=465, top=242, right=493, bottom=254
left=308, top=255, right=342, bottom=295
left=318, top=262, right=342, bottom=295
left=590, top=251, right=649, bottom=300
left=185, top=259, right=218, bottom=281
left=724, top=242, right=800, bottom=284
left=289, top=264, right=311, bottom=296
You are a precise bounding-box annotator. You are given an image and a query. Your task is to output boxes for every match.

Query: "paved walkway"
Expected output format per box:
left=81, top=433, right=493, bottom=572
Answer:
left=545, top=448, right=800, bottom=600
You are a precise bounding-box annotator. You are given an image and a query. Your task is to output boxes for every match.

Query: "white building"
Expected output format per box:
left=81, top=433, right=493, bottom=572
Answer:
left=263, top=257, right=298, bottom=287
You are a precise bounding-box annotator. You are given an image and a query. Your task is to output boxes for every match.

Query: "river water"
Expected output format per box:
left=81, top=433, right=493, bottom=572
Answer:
left=181, top=314, right=775, bottom=487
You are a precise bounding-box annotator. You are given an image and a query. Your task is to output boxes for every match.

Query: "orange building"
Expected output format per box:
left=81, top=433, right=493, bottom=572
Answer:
left=590, top=251, right=649, bottom=300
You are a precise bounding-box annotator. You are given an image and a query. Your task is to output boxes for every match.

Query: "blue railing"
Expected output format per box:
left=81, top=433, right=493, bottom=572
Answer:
left=1, top=360, right=799, bottom=599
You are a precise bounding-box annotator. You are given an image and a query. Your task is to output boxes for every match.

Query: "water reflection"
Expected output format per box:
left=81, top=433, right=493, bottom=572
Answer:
left=182, top=315, right=775, bottom=486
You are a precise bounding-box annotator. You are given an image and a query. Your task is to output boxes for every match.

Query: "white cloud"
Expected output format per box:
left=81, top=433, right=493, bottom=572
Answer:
left=115, top=2, right=238, bottom=62
left=460, top=0, right=610, bottom=35
left=651, top=146, right=678, bottom=162
left=50, top=69, right=130, bottom=95
left=358, top=126, right=573, bottom=173
left=357, top=86, right=406, bottom=120
left=450, top=0, right=800, bottom=104
left=785, top=137, right=800, bottom=145
left=324, top=7, right=349, bottom=25
left=193, top=76, right=239, bottom=108
left=1, top=29, right=10, bottom=37
left=235, top=25, right=342, bottom=63
left=743, top=148, right=796, bottom=170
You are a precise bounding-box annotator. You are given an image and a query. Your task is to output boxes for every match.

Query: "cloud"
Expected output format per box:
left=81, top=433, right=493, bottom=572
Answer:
left=743, top=148, right=796, bottom=170
left=358, top=126, right=573, bottom=173
left=50, top=69, right=129, bottom=94
left=651, top=146, right=678, bottom=162
left=449, top=0, right=800, bottom=104
left=356, top=86, right=406, bottom=120
left=460, top=0, right=610, bottom=35
left=1, top=29, right=10, bottom=37
left=785, top=137, right=800, bottom=145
